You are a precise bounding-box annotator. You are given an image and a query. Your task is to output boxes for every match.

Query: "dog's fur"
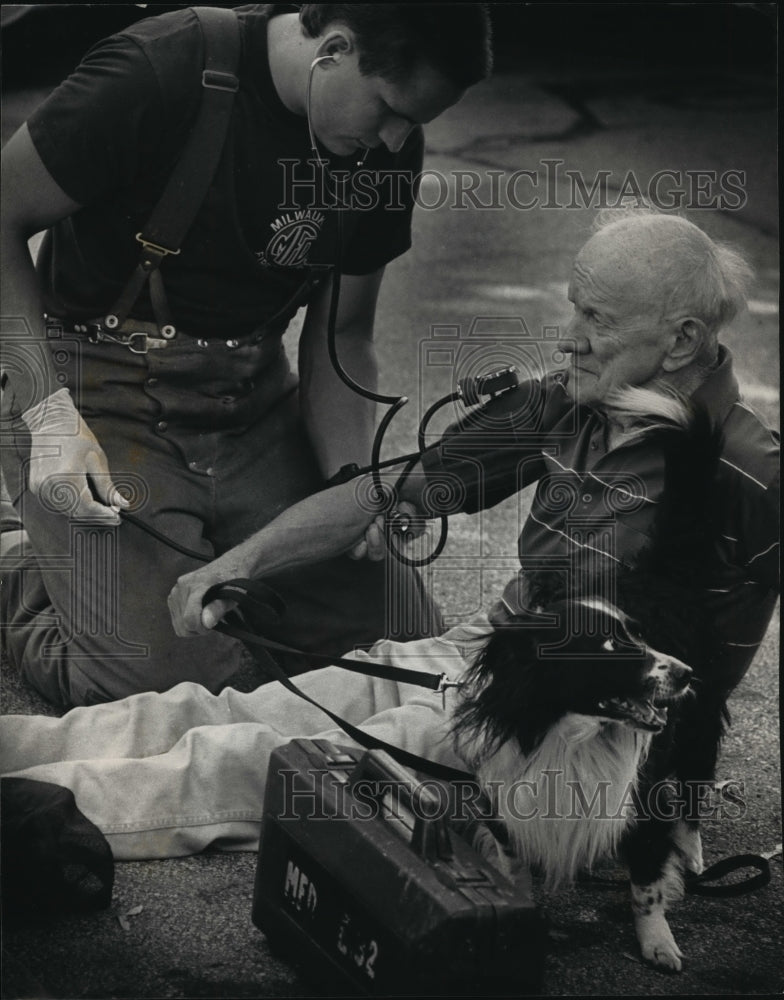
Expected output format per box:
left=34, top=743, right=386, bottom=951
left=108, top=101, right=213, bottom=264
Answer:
left=451, top=390, right=729, bottom=972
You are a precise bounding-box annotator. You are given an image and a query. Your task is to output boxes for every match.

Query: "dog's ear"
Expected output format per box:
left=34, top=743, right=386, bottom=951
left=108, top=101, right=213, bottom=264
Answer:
left=453, top=623, right=542, bottom=752
left=482, top=620, right=549, bottom=691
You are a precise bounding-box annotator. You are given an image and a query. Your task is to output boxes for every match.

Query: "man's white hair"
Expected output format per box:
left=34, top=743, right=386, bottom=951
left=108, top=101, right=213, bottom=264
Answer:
left=591, top=207, right=754, bottom=335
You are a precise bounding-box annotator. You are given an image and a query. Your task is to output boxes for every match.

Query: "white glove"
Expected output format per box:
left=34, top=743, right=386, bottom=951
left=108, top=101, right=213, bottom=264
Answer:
left=21, top=388, right=128, bottom=522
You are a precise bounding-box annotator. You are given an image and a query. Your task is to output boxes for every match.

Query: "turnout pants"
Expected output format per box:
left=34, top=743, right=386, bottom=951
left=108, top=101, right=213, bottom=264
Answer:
left=0, top=625, right=491, bottom=860
left=1, top=333, right=442, bottom=707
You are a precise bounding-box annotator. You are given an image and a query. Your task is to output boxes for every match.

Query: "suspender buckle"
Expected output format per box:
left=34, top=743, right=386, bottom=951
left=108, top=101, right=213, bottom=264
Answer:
left=134, top=233, right=182, bottom=258
left=126, top=332, right=170, bottom=354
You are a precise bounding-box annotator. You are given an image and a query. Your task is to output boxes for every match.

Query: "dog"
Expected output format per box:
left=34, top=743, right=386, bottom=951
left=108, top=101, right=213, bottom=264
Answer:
left=450, top=388, right=729, bottom=973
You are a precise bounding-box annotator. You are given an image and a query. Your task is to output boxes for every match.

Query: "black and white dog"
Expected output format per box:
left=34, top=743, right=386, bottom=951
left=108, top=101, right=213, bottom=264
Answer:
left=452, top=389, right=728, bottom=972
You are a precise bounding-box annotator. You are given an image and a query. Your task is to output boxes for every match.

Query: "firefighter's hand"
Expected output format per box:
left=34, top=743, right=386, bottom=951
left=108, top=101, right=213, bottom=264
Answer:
left=21, top=388, right=128, bottom=523
left=168, top=556, right=244, bottom=636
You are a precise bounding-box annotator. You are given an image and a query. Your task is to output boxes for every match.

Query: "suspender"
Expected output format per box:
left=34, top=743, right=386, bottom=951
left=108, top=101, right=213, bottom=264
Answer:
left=105, top=6, right=241, bottom=336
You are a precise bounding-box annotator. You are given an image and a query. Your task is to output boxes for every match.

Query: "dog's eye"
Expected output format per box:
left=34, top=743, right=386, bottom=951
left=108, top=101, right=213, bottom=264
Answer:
left=602, top=638, right=615, bottom=652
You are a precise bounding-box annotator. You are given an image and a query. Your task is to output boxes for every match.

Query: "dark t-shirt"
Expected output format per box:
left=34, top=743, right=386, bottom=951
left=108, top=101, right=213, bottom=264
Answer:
left=28, top=5, right=424, bottom=338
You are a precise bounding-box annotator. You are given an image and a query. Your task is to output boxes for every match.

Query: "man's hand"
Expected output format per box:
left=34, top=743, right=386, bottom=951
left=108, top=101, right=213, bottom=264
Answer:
left=347, top=513, right=387, bottom=561
left=168, top=556, right=247, bottom=636
left=347, top=502, right=427, bottom=561
left=21, top=388, right=128, bottom=523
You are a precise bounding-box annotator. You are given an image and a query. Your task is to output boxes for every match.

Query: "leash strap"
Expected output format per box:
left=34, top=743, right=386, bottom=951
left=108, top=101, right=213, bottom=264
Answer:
left=107, top=6, right=241, bottom=329
left=685, top=853, right=771, bottom=897
left=204, top=580, right=455, bottom=692
left=204, top=581, right=474, bottom=783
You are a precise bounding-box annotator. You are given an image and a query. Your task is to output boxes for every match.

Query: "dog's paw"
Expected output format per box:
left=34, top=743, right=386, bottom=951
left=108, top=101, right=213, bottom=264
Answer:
left=632, top=879, right=683, bottom=973
left=634, top=915, right=683, bottom=973
left=639, top=928, right=683, bottom=973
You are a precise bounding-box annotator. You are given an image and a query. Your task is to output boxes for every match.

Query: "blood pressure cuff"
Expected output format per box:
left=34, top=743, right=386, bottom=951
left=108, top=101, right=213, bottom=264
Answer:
left=1, top=777, right=114, bottom=924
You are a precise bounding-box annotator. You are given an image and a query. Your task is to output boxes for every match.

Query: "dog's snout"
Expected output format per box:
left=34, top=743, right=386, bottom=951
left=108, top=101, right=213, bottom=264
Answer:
left=650, top=655, right=692, bottom=697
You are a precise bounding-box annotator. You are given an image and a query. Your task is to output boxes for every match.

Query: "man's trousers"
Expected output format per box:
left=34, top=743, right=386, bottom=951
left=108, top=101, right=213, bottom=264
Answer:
left=1, top=334, right=442, bottom=706
left=0, top=624, right=491, bottom=860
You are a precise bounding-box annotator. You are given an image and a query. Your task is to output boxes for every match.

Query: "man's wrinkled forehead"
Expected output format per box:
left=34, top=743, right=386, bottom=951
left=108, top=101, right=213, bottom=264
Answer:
left=568, top=255, right=615, bottom=304
left=570, top=230, right=663, bottom=311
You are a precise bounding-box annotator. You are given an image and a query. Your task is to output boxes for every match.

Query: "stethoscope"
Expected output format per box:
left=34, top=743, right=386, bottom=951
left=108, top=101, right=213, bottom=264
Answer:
left=306, top=53, right=447, bottom=566
left=305, top=53, right=518, bottom=568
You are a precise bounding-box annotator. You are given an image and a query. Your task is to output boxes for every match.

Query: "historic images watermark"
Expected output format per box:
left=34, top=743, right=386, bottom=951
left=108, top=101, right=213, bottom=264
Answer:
left=277, top=158, right=748, bottom=213
left=276, top=769, right=748, bottom=824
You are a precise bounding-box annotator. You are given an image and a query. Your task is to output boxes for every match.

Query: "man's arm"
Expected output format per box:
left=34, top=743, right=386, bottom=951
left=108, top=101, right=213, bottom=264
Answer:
left=297, top=268, right=385, bottom=481
left=1, top=124, right=124, bottom=521
left=167, top=472, right=427, bottom=633
left=169, top=387, right=531, bottom=633
left=2, top=125, right=79, bottom=406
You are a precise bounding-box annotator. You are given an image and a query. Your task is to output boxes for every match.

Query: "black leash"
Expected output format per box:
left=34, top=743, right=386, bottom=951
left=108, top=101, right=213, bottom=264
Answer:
left=685, top=852, right=771, bottom=898
left=202, top=580, right=473, bottom=784
left=203, top=579, right=460, bottom=694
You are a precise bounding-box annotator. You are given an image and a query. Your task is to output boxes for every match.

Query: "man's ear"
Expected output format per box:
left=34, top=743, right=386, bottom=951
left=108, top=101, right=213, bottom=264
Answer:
left=661, top=317, right=708, bottom=372
left=315, top=28, right=355, bottom=65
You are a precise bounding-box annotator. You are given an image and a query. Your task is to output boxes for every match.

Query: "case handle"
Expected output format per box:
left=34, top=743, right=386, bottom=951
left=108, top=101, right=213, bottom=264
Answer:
left=348, top=750, right=454, bottom=861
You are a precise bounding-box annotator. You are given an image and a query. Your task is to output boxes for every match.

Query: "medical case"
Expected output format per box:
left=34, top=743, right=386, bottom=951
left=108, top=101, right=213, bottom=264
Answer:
left=252, top=738, right=547, bottom=996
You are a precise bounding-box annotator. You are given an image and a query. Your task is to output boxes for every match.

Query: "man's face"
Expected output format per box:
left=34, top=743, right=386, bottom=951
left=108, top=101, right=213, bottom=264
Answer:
left=560, top=232, right=674, bottom=408
left=309, top=53, right=463, bottom=157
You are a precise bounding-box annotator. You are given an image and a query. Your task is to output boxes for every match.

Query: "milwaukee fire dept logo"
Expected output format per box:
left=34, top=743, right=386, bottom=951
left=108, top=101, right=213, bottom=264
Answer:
left=257, top=209, right=326, bottom=268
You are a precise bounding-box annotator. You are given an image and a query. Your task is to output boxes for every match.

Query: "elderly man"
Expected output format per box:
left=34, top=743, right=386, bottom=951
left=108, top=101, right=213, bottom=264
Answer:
left=2, top=213, right=778, bottom=864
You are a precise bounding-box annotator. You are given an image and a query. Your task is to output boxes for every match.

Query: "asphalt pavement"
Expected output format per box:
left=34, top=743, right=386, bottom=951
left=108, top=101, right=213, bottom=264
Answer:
left=1, top=5, right=780, bottom=998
